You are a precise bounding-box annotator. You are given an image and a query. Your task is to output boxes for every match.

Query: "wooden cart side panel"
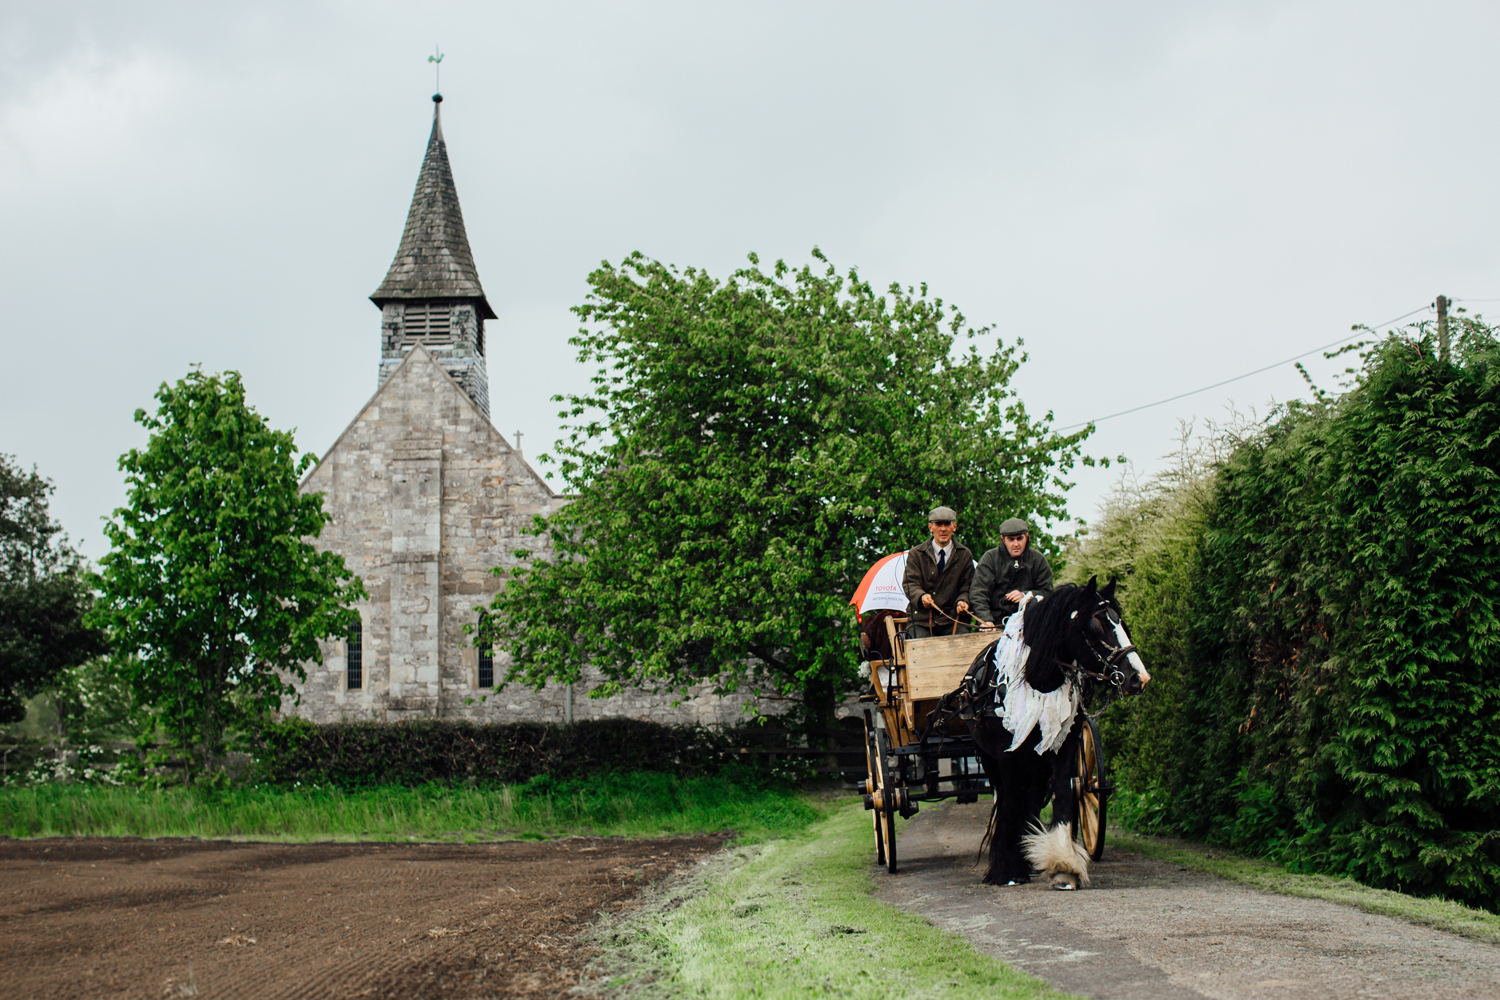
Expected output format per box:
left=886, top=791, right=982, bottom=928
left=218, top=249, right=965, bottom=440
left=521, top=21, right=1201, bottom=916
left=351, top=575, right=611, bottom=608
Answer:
left=869, top=618, right=991, bottom=749
left=879, top=616, right=917, bottom=732
left=867, top=658, right=894, bottom=705
left=904, top=632, right=998, bottom=701
left=883, top=615, right=907, bottom=667
left=882, top=704, right=911, bottom=746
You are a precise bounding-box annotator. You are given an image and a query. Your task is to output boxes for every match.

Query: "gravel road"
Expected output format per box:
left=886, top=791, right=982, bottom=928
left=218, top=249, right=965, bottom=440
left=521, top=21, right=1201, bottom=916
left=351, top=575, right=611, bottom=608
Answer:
left=874, top=800, right=1500, bottom=1000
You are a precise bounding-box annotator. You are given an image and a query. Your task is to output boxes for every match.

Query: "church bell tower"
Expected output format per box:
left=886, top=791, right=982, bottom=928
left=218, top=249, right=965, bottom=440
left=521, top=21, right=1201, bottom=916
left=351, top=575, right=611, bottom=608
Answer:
left=370, top=94, right=495, bottom=417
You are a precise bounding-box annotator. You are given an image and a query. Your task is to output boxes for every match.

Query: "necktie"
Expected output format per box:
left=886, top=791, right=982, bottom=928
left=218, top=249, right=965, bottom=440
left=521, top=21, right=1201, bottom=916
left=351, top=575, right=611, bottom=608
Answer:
left=937, top=549, right=947, bottom=575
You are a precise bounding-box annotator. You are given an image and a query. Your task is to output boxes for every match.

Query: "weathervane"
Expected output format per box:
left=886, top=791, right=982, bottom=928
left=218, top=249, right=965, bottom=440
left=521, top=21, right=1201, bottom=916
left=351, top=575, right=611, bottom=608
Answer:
left=428, top=45, right=444, bottom=97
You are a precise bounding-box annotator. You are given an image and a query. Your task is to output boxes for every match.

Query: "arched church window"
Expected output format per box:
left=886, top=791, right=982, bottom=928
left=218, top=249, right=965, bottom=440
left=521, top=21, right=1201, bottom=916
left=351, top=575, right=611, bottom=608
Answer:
left=347, top=619, right=363, bottom=690
left=477, top=612, right=494, bottom=689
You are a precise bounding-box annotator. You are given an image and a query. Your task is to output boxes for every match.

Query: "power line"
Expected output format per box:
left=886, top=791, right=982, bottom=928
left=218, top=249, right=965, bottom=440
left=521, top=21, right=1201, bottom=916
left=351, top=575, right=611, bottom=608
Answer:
left=1057, top=304, right=1432, bottom=432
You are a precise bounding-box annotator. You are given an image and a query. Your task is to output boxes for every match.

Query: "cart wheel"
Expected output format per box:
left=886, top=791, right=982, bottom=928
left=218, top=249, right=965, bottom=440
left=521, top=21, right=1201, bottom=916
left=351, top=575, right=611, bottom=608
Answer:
left=883, top=791, right=898, bottom=874
left=873, top=726, right=899, bottom=873
left=863, top=717, right=885, bottom=866
left=1072, top=715, right=1109, bottom=862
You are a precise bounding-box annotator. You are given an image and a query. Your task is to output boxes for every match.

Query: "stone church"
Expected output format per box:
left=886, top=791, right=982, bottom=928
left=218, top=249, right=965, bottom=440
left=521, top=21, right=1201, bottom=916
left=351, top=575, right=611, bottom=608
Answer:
left=288, top=96, right=766, bottom=725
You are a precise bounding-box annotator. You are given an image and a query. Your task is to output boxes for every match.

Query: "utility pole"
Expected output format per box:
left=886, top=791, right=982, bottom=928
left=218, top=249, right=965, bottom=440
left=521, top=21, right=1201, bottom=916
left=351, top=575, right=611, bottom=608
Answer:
left=1437, top=295, right=1450, bottom=363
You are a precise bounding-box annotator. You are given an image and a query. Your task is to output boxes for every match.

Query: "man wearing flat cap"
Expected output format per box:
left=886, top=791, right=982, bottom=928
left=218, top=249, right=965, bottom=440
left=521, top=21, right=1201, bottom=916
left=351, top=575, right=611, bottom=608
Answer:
left=902, top=506, right=975, bottom=638
left=972, top=516, right=1055, bottom=629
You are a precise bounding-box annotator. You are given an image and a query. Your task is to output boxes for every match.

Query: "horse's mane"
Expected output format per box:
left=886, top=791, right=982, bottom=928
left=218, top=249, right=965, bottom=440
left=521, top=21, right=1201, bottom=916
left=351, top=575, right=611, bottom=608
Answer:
left=1021, top=583, right=1096, bottom=693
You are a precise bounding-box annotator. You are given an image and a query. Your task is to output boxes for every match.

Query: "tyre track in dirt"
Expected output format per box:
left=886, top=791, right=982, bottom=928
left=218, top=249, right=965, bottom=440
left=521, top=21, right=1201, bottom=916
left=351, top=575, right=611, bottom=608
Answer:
left=0, top=834, right=724, bottom=999
left=875, top=801, right=1500, bottom=1000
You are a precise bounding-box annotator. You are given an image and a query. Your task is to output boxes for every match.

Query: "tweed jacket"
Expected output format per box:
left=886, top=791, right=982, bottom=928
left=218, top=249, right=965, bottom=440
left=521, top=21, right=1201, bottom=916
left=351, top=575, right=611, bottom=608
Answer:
left=970, top=542, right=1055, bottom=625
left=902, top=538, right=975, bottom=625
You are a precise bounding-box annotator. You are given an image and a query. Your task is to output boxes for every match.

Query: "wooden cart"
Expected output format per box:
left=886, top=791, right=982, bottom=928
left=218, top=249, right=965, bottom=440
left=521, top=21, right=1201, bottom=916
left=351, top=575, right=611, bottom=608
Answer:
left=860, top=617, right=998, bottom=873
left=860, top=615, right=1114, bottom=873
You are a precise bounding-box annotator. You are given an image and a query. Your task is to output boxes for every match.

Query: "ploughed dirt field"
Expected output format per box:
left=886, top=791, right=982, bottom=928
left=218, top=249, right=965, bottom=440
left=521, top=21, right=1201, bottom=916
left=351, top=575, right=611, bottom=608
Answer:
left=0, top=834, right=726, bottom=1000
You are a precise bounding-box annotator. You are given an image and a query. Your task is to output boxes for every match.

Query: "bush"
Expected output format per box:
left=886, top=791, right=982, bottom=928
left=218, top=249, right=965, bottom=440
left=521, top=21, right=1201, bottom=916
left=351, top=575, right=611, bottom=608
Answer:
left=1064, top=422, right=1233, bottom=801
left=1078, top=319, right=1500, bottom=911
left=252, top=717, right=824, bottom=788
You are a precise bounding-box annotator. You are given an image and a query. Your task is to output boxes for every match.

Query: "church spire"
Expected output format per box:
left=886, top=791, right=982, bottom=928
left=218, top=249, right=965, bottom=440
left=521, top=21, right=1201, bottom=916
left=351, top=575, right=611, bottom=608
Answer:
left=373, top=94, right=494, bottom=418
left=371, top=95, right=495, bottom=316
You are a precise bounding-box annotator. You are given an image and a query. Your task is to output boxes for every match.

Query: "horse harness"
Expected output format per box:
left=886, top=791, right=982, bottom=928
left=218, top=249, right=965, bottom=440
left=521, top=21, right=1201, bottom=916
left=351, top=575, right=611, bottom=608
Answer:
left=1069, top=605, right=1139, bottom=690
left=921, top=602, right=1134, bottom=741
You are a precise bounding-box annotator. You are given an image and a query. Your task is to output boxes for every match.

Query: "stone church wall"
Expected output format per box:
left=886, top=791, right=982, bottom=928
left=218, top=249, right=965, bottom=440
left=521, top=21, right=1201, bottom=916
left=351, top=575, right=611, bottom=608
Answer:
left=287, top=347, right=774, bottom=726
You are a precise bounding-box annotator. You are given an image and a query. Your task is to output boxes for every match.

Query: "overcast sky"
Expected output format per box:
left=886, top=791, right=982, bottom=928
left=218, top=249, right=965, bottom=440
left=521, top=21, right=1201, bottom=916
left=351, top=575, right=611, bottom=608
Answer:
left=3, top=1, right=1497, bottom=560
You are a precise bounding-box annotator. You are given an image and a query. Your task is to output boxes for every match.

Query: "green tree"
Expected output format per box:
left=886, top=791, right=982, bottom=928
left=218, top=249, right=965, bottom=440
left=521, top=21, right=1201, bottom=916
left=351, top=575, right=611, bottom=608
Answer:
left=92, top=370, right=364, bottom=778
left=489, top=250, right=1094, bottom=727
left=0, top=455, right=106, bottom=723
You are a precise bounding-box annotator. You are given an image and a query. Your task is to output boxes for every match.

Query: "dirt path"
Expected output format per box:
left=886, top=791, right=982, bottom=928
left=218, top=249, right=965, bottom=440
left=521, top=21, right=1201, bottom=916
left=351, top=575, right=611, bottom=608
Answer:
left=875, top=801, right=1500, bottom=1000
left=0, top=834, right=724, bottom=999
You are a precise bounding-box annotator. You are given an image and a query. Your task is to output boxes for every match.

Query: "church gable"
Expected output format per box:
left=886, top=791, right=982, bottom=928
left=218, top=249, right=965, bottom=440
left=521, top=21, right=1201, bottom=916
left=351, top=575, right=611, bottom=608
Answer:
left=297, top=346, right=559, bottom=720
left=304, top=343, right=553, bottom=508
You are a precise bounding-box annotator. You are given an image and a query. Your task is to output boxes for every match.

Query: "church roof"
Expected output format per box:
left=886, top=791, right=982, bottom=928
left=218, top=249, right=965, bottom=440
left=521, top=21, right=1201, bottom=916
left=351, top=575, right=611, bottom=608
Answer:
left=371, top=96, right=496, bottom=320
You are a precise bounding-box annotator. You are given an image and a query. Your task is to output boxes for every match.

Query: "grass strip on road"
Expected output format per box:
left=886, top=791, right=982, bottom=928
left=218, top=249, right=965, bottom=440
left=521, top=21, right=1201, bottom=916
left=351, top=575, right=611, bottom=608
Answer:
left=1112, top=832, right=1500, bottom=946
left=0, top=771, right=816, bottom=844
left=590, top=795, right=1080, bottom=1000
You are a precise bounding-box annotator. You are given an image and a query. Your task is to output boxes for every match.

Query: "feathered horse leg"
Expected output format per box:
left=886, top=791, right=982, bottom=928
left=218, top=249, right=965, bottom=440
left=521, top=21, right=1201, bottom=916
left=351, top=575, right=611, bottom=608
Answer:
left=1020, top=718, right=1091, bottom=889
left=1022, top=822, right=1091, bottom=889
left=973, top=724, right=1049, bottom=885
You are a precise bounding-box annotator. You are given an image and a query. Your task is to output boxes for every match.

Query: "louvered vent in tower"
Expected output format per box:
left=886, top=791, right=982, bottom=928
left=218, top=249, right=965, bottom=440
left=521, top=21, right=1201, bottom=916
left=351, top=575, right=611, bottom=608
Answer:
left=402, top=302, right=453, bottom=344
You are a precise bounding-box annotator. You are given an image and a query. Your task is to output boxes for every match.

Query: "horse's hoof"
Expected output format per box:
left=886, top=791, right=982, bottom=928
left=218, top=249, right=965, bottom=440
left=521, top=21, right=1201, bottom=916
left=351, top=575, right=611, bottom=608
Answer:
left=1002, top=880, right=1024, bottom=886
left=1049, top=872, right=1078, bottom=890
left=1052, top=882, right=1076, bottom=890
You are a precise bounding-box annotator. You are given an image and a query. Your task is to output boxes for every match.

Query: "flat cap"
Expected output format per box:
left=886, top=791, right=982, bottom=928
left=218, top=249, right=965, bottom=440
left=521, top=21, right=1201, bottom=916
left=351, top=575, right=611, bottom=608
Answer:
left=928, top=506, right=957, bottom=522
left=999, top=517, right=1030, bottom=536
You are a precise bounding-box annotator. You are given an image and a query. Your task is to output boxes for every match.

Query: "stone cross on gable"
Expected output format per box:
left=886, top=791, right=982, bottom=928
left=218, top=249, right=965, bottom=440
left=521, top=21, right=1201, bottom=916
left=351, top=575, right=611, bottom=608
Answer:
left=514, top=430, right=523, bottom=457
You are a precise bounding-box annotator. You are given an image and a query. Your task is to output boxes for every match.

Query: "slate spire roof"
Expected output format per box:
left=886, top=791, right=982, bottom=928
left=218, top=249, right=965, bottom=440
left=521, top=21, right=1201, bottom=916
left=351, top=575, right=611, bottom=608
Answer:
left=371, top=95, right=496, bottom=320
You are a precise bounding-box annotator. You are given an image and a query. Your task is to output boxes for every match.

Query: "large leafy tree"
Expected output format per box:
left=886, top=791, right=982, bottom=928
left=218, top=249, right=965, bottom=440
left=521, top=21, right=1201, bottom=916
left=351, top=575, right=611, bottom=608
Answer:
left=490, top=251, right=1094, bottom=726
left=93, top=370, right=364, bottom=776
left=0, top=455, right=106, bottom=722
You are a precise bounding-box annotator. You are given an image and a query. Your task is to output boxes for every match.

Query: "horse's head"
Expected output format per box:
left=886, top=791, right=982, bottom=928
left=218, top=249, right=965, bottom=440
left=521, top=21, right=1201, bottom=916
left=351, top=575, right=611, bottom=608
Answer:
left=1070, top=576, right=1151, bottom=695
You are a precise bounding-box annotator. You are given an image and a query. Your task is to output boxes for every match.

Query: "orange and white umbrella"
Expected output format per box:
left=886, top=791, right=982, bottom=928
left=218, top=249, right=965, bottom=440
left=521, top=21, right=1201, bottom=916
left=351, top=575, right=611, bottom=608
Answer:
left=849, top=552, right=909, bottom=621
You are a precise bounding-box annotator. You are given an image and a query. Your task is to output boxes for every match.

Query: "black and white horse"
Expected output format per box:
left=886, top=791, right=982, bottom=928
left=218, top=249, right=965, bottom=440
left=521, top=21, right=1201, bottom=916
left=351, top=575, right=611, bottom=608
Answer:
left=940, top=577, right=1150, bottom=889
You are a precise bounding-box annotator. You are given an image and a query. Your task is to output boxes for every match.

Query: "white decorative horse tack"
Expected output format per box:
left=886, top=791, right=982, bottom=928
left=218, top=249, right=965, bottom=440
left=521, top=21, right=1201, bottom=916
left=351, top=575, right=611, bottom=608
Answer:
left=992, top=594, right=1081, bottom=755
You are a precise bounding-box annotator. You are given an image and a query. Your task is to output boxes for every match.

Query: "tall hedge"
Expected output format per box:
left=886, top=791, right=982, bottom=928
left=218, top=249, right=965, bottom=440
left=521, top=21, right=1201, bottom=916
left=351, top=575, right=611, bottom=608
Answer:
left=1062, top=427, right=1224, bottom=803
left=1078, top=320, right=1500, bottom=910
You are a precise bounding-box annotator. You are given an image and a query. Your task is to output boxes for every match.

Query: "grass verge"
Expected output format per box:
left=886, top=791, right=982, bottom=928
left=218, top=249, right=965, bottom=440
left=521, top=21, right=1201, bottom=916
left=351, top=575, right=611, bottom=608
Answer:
left=1112, top=831, right=1500, bottom=946
left=0, top=772, right=817, bottom=844
left=587, top=794, right=1080, bottom=1000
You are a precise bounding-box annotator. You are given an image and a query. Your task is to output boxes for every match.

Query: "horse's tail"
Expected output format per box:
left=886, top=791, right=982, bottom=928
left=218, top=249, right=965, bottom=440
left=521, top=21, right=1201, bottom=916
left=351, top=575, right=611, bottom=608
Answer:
left=977, top=794, right=999, bottom=865
left=1021, top=821, right=1091, bottom=888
